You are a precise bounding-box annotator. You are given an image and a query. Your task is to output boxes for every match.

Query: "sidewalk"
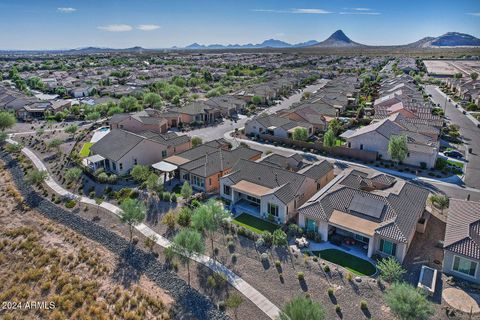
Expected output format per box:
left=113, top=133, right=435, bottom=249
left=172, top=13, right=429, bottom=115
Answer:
left=5, top=137, right=281, bottom=320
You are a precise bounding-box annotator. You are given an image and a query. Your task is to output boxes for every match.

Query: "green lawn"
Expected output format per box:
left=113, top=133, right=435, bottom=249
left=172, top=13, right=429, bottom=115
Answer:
left=232, top=213, right=280, bottom=234
left=79, top=142, right=93, bottom=158
left=447, top=160, right=464, bottom=169
left=312, top=249, right=376, bottom=276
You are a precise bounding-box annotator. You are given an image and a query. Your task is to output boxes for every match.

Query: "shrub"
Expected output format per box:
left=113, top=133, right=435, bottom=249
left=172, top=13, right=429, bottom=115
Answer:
left=335, top=305, right=341, bottom=313
left=255, top=237, right=265, bottom=247
left=385, top=282, right=434, bottom=320
left=327, top=287, right=334, bottom=296
left=227, top=240, right=235, bottom=250
left=297, top=272, right=305, bottom=280
left=261, top=253, right=269, bottom=261
left=161, top=211, right=176, bottom=230
left=360, top=300, right=368, bottom=310
left=275, top=260, right=281, bottom=268
left=176, top=207, right=192, bottom=227
left=323, top=265, right=330, bottom=273
left=261, top=231, right=273, bottom=247
left=171, top=193, right=177, bottom=202
left=346, top=272, right=353, bottom=281
left=231, top=254, right=237, bottom=264
left=377, top=257, right=406, bottom=283
left=65, top=199, right=77, bottom=209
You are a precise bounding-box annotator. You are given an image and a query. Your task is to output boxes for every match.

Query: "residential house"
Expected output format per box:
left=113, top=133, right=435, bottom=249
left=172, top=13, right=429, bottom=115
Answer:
left=169, top=101, right=222, bottom=125
left=88, top=129, right=191, bottom=175
left=443, top=199, right=480, bottom=284
left=163, top=140, right=262, bottom=192
left=298, top=167, right=430, bottom=262
left=70, top=86, right=94, bottom=98
left=340, top=114, right=439, bottom=168
left=110, top=109, right=169, bottom=134
left=245, top=114, right=314, bottom=139
left=204, top=95, right=247, bottom=117
left=220, top=158, right=334, bottom=224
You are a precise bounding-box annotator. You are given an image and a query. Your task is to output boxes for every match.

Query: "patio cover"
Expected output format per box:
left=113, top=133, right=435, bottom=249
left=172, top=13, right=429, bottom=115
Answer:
left=329, top=210, right=379, bottom=237
left=232, top=180, right=272, bottom=197
left=84, top=154, right=105, bottom=163
left=152, top=161, right=178, bottom=172
left=163, top=155, right=190, bottom=166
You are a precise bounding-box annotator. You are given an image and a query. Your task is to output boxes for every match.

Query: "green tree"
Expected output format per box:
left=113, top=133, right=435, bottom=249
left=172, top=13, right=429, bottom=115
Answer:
left=292, top=127, right=308, bottom=141
left=65, top=124, right=78, bottom=139
left=191, top=199, right=230, bottom=254
left=251, top=95, right=262, bottom=105
left=429, top=194, right=449, bottom=214
left=65, top=167, right=82, bottom=184
left=180, top=181, right=193, bottom=200
left=385, top=282, right=434, bottom=320
left=279, top=296, right=326, bottom=320
left=5, top=142, right=23, bottom=153
left=107, top=106, right=124, bottom=116
left=272, top=229, right=288, bottom=247
left=172, top=229, right=205, bottom=285
left=176, top=207, right=192, bottom=227
left=85, top=111, right=101, bottom=122
left=0, top=112, right=16, bottom=132
left=145, top=173, right=163, bottom=194
left=388, top=135, right=408, bottom=165
left=377, top=257, right=406, bottom=283
left=130, top=165, right=150, bottom=182
left=226, top=293, right=244, bottom=320
left=143, top=92, right=163, bottom=109
left=191, top=136, right=203, bottom=147
left=119, top=96, right=141, bottom=112
left=471, top=72, right=478, bottom=81
left=323, top=129, right=336, bottom=148
left=328, top=118, right=343, bottom=136
left=25, top=169, right=48, bottom=185
left=120, top=198, right=146, bottom=243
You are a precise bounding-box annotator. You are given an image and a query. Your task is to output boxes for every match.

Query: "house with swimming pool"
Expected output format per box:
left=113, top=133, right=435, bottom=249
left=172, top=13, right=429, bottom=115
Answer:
left=298, top=167, right=430, bottom=263
left=220, top=157, right=334, bottom=224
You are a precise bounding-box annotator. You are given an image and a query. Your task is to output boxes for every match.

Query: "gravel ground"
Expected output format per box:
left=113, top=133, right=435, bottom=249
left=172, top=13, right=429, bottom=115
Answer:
left=0, top=150, right=229, bottom=320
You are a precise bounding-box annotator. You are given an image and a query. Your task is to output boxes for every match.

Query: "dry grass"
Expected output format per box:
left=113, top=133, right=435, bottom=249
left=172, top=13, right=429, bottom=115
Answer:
left=0, top=162, right=173, bottom=320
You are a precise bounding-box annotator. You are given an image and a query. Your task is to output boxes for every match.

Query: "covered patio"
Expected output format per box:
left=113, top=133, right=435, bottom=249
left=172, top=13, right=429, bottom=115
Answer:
left=152, top=161, right=178, bottom=185
left=82, top=154, right=106, bottom=171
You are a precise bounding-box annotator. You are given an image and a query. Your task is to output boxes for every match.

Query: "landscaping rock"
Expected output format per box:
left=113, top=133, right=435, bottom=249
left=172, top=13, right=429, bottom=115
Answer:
left=355, top=276, right=362, bottom=283
left=0, top=151, right=229, bottom=320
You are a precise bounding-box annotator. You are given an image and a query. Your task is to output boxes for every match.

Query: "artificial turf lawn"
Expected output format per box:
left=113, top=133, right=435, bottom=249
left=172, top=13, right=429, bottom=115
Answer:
left=312, top=249, right=376, bottom=276
left=79, top=142, right=93, bottom=157
left=232, top=213, right=279, bottom=234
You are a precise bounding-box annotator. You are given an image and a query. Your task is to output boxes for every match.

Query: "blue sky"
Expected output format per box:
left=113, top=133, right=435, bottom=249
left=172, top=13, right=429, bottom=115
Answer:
left=0, top=0, right=479, bottom=49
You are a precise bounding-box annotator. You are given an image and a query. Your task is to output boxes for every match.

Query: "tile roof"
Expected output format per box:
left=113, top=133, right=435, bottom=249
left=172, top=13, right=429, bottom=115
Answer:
left=444, top=199, right=480, bottom=260
left=298, top=167, right=429, bottom=243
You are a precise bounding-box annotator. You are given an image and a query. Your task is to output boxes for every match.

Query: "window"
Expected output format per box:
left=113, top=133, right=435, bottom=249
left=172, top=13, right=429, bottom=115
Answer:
left=354, top=234, right=369, bottom=244
left=407, top=152, right=410, bottom=157
left=379, top=239, right=397, bottom=256
left=360, top=144, right=364, bottom=150
left=306, top=219, right=317, bottom=232
left=223, top=185, right=231, bottom=195
left=119, top=163, right=123, bottom=170
left=246, top=195, right=260, bottom=206
left=162, top=150, right=167, bottom=158
left=347, top=142, right=351, bottom=148
left=268, top=203, right=279, bottom=217
left=112, top=162, right=116, bottom=171
left=209, top=178, right=212, bottom=186
left=134, top=159, right=138, bottom=165
left=192, top=175, right=204, bottom=188
left=453, top=255, right=477, bottom=277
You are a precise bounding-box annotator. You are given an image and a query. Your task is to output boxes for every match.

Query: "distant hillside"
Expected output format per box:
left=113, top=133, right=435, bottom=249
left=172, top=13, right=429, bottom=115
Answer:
left=183, top=38, right=319, bottom=49
left=406, top=32, right=480, bottom=48
left=311, top=30, right=364, bottom=48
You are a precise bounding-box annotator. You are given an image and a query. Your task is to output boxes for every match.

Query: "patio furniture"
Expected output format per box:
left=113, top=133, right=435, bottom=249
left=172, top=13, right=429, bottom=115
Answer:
left=295, top=237, right=309, bottom=248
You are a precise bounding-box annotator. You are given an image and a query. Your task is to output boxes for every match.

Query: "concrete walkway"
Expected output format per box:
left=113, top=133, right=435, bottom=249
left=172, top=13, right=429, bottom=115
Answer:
left=6, top=137, right=281, bottom=320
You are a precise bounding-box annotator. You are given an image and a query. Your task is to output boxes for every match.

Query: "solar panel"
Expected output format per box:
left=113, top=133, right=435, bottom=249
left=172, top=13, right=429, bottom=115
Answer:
left=348, top=194, right=385, bottom=219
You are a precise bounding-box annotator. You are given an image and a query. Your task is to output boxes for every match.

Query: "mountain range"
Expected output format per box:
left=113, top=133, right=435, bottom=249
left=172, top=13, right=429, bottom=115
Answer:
left=182, top=30, right=480, bottom=49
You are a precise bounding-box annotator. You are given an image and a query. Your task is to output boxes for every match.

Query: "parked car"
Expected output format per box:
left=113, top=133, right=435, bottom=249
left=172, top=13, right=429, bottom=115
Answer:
left=443, top=150, right=463, bottom=159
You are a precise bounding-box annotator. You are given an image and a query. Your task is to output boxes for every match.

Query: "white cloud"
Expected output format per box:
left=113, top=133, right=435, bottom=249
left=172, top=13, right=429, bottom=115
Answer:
left=352, top=8, right=371, bottom=11
left=292, top=8, right=331, bottom=14
left=57, top=7, right=76, bottom=13
left=136, top=24, right=161, bottom=31
left=467, top=12, right=480, bottom=16
left=252, top=8, right=332, bottom=14
left=97, top=24, right=133, bottom=32
left=339, top=11, right=381, bottom=15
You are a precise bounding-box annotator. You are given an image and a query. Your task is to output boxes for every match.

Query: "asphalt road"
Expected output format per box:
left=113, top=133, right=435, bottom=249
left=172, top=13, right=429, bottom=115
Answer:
left=185, top=80, right=329, bottom=141
left=425, top=85, right=480, bottom=189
